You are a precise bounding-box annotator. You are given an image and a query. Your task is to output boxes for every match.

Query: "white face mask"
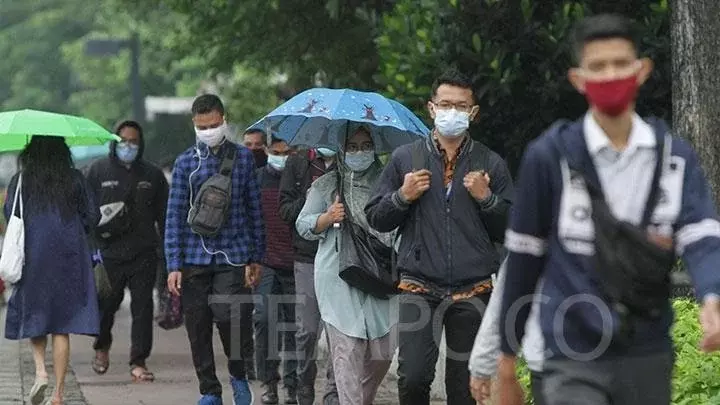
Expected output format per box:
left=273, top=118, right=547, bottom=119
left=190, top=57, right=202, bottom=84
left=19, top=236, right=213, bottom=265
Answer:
left=195, top=122, right=227, bottom=147
left=434, top=108, right=470, bottom=138
left=267, top=154, right=288, bottom=171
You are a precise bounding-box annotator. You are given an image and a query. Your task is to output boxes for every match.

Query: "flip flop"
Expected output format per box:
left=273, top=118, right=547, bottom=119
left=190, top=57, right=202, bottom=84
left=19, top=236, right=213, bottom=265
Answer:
left=92, top=351, right=109, bottom=375
left=29, top=376, right=48, bottom=405
left=130, top=366, right=155, bottom=383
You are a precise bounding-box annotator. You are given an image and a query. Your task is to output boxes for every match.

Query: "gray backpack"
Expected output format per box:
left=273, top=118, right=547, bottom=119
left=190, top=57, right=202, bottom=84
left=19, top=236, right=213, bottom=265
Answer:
left=187, top=147, right=237, bottom=237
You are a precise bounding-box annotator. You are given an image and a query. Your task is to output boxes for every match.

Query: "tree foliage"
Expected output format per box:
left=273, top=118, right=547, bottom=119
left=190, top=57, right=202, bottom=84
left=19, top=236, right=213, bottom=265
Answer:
left=378, top=0, right=670, bottom=171
left=0, top=0, right=96, bottom=112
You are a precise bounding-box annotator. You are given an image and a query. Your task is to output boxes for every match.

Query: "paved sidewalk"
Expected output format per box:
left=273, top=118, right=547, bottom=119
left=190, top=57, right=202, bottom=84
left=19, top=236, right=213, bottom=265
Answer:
left=0, top=309, right=23, bottom=404
left=0, top=306, right=90, bottom=405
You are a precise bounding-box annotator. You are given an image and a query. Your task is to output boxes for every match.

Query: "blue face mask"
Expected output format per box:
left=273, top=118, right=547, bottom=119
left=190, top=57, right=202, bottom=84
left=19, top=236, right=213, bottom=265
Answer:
left=345, top=151, right=375, bottom=172
left=267, top=154, right=288, bottom=171
left=316, top=147, right=336, bottom=157
left=116, top=142, right=139, bottom=163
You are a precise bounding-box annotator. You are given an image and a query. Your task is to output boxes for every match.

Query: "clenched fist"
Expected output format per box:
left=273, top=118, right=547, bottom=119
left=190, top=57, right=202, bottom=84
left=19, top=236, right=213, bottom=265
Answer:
left=464, top=170, right=491, bottom=200
left=399, top=169, right=431, bottom=202
left=325, top=195, right=346, bottom=223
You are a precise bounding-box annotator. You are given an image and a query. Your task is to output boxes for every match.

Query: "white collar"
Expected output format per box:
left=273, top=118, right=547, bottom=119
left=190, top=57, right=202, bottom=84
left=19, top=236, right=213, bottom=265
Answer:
left=583, top=112, right=655, bottom=156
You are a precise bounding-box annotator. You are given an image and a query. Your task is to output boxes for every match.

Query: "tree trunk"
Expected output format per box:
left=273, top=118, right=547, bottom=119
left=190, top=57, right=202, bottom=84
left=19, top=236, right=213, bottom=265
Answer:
left=671, top=0, right=720, bottom=204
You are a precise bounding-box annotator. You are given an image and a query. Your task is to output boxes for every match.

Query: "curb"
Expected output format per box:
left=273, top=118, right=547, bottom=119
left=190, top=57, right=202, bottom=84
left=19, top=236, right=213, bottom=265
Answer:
left=19, top=342, right=89, bottom=405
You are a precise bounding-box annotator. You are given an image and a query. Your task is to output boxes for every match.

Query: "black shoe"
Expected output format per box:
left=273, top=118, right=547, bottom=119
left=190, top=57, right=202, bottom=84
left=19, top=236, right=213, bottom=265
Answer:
left=284, top=386, right=298, bottom=404
left=261, top=383, right=279, bottom=404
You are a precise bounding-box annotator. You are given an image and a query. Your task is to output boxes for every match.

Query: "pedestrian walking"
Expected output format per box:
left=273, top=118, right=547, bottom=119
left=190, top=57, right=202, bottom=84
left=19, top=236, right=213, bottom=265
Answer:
left=279, top=147, right=339, bottom=405
left=365, top=68, right=514, bottom=405
left=254, top=136, right=298, bottom=404
left=165, top=94, right=264, bottom=405
left=4, top=136, right=101, bottom=405
left=244, top=128, right=269, bottom=168
left=296, top=126, right=397, bottom=405
left=85, top=120, right=169, bottom=382
left=497, top=14, right=720, bottom=405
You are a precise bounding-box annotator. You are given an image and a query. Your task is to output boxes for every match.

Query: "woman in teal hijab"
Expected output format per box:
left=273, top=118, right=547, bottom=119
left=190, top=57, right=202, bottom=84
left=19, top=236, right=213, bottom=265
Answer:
left=296, top=125, right=397, bottom=405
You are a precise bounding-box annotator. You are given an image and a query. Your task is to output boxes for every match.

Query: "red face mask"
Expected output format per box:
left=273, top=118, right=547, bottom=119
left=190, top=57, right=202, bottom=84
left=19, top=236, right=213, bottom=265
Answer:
left=583, top=75, right=639, bottom=117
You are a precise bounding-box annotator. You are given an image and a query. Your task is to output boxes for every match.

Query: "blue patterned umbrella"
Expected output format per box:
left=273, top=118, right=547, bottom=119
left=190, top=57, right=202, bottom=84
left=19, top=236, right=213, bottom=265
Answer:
left=249, top=88, right=429, bottom=153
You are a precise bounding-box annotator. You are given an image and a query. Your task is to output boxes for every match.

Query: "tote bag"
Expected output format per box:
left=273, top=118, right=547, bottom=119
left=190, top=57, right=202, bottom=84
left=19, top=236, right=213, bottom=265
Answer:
left=0, top=175, right=24, bottom=284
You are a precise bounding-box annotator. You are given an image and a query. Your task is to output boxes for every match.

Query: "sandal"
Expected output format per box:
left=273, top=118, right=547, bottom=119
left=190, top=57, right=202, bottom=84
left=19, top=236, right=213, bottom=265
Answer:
left=43, top=396, right=61, bottom=405
left=92, top=351, right=109, bottom=375
left=29, top=376, right=48, bottom=405
left=130, top=366, right=155, bottom=383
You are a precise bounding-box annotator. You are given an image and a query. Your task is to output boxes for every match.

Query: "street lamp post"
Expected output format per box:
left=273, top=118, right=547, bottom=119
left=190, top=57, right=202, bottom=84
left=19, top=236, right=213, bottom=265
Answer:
left=85, top=33, right=145, bottom=126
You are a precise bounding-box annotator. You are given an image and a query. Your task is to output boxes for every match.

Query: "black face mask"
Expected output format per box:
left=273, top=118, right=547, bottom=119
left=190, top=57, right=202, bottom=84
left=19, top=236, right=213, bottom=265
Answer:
left=252, top=148, right=268, bottom=168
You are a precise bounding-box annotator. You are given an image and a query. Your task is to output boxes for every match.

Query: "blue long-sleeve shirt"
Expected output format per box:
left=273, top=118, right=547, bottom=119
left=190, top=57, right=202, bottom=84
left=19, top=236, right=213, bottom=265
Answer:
left=500, top=115, right=720, bottom=359
left=164, top=142, right=265, bottom=271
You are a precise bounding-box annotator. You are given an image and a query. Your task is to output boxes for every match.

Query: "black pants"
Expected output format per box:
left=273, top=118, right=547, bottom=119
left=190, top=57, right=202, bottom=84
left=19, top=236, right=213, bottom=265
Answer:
left=397, top=292, right=488, bottom=405
left=253, top=266, right=297, bottom=387
left=182, top=265, right=254, bottom=396
left=94, top=251, right=157, bottom=368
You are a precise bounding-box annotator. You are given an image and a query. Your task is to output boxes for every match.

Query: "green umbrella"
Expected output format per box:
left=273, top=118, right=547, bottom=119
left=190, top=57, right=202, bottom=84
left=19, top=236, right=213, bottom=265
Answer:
left=0, top=109, right=120, bottom=152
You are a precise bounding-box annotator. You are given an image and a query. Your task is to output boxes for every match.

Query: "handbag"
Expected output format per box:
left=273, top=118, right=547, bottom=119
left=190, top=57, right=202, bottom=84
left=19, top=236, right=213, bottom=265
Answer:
left=96, top=170, right=139, bottom=241
left=92, top=248, right=112, bottom=301
left=335, top=171, right=398, bottom=299
left=155, top=286, right=183, bottom=330
left=0, top=174, right=24, bottom=284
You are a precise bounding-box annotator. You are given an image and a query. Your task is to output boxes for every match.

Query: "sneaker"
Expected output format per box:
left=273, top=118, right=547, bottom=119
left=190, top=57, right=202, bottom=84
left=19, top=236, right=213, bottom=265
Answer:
left=261, top=382, right=279, bottom=404
left=284, top=386, right=298, bottom=404
left=197, top=395, right=223, bottom=405
left=230, top=377, right=253, bottom=405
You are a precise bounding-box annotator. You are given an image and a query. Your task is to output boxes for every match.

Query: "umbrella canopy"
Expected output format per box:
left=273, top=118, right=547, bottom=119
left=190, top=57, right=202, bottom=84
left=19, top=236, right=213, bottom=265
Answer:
left=71, top=143, right=111, bottom=169
left=0, top=109, right=119, bottom=152
left=249, top=88, right=429, bottom=153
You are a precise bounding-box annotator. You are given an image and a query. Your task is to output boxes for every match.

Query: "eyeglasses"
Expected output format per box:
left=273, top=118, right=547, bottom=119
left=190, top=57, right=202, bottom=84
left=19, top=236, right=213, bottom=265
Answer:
left=345, top=142, right=374, bottom=153
left=432, top=101, right=475, bottom=113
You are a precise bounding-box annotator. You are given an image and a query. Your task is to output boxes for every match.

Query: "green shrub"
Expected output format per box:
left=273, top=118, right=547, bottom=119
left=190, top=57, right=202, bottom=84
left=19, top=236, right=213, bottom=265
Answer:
left=515, top=299, right=720, bottom=404
left=671, top=299, right=720, bottom=404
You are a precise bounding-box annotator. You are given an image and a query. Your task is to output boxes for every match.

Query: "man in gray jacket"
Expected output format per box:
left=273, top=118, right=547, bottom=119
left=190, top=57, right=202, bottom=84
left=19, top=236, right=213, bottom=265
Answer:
left=365, top=68, right=514, bottom=405
left=469, top=259, right=545, bottom=405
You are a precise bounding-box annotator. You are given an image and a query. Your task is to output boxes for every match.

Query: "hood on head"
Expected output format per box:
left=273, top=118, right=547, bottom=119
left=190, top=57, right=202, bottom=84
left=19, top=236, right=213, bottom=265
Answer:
left=110, top=119, right=145, bottom=163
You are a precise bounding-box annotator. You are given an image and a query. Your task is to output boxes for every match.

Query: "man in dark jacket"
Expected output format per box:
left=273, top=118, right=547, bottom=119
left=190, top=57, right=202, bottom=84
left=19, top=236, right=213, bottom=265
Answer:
left=364, top=68, right=514, bottom=405
left=278, top=148, right=339, bottom=405
left=86, top=120, right=169, bottom=382
left=255, top=137, right=298, bottom=404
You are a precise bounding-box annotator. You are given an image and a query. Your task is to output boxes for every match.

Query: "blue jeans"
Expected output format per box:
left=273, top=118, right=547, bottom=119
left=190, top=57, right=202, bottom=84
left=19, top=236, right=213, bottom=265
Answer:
left=253, top=266, right=298, bottom=388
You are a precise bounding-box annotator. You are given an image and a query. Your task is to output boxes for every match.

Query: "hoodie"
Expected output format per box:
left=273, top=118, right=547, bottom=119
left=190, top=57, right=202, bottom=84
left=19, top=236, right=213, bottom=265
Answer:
left=85, top=120, right=169, bottom=261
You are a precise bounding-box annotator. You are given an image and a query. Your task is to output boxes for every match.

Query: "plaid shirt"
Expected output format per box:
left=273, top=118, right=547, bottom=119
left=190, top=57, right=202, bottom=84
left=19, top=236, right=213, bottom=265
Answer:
left=164, top=142, right=265, bottom=271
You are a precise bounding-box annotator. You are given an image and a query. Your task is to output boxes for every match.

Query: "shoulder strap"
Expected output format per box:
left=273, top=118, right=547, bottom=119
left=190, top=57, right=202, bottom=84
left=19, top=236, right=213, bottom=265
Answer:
left=410, top=140, right=428, bottom=171
left=11, top=173, right=22, bottom=219
left=557, top=119, right=666, bottom=227
left=641, top=132, right=668, bottom=226
left=220, top=146, right=237, bottom=176
left=467, top=141, right=491, bottom=173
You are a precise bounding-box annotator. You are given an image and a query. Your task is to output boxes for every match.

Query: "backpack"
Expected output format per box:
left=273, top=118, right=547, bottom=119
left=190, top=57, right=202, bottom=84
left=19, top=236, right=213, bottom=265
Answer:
left=187, top=147, right=237, bottom=237
left=409, top=140, right=508, bottom=244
